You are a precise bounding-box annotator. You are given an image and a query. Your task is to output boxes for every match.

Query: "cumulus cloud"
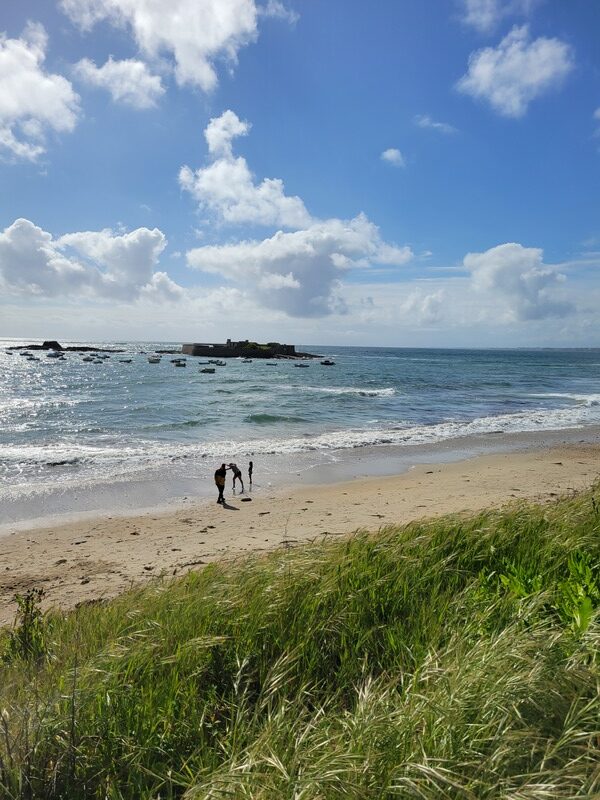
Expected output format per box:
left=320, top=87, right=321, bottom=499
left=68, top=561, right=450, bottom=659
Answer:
left=0, top=22, right=80, bottom=161
left=0, top=218, right=182, bottom=302
left=181, top=110, right=413, bottom=317
left=464, top=242, right=572, bottom=320
left=401, top=289, right=446, bottom=324
left=179, top=110, right=312, bottom=228
left=457, top=26, right=573, bottom=117
left=187, top=214, right=412, bottom=317
left=204, top=108, right=249, bottom=157
left=60, top=0, right=258, bottom=92
left=73, top=56, right=164, bottom=108
left=381, top=148, right=405, bottom=167
left=414, top=114, right=457, bottom=135
left=461, top=0, right=540, bottom=33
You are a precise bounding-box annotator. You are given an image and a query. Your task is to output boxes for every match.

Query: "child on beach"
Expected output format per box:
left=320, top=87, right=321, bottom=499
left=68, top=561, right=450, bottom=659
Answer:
left=248, top=460, right=253, bottom=484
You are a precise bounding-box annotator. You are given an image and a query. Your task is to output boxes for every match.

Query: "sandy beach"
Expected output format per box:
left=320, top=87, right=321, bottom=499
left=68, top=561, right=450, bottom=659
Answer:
left=0, top=441, right=597, bottom=626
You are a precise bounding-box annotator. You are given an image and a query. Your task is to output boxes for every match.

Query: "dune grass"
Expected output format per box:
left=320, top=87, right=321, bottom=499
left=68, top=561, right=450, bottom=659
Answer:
left=0, top=486, right=599, bottom=798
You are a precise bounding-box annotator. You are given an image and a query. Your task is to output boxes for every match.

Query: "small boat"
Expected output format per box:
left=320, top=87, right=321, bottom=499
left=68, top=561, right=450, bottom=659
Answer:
left=5, top=350, right=13, bottom=355
left=242, top=358, right=252, bottom=363
left=148, top=356, right=161, bottom=364
left=19, top=351, right=31, bottom=356
left=175, top=361, right=186, bottom=367
left=170, top=358, right=186, bottom=363
left=82, top=356, right=94, bottom=362
left=93, top=359, right=103, bottom=364
left=119, top=359, right=132, bottom=363
left=212, top=360, right=226, bottom=367
left=294, top=363, right=310, bottom=368
left=200, top=367, right=215, bottom=373
left=46, top=350, right=62, bottom=358
left=196, top=361, right=212, bottom=365
left=320, top=359, right=335, bottom=366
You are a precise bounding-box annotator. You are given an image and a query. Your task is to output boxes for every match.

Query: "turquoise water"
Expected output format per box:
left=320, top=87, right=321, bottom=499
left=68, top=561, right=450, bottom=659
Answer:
left=2, top=340, right=600, bottom=521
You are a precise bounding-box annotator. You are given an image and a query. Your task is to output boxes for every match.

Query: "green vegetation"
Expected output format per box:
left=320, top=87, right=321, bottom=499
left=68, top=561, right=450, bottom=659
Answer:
left=1, top=487, right=599, bottom=798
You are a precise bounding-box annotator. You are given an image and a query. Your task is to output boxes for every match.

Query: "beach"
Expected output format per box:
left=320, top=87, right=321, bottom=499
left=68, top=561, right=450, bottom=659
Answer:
left=1, top=440, right=598, bottom=626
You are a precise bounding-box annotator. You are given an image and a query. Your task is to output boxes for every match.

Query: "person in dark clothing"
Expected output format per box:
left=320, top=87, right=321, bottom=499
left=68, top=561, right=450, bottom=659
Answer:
left=214, top=463, right=228, bottom=504
left=229, top=463, right=244, bottom=493
left=248, top=460, right=253, bottom=484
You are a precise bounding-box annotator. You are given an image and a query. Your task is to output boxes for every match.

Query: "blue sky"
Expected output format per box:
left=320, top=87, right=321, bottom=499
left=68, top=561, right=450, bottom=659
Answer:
left=1, top=0, right=599, bottom=346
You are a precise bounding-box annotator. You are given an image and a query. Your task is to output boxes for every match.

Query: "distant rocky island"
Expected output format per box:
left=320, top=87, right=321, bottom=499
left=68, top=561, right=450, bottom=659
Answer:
left=7, top=339, right=320, bottom=359
left=181, top=339, right=320, bottom=359
left=8, top=340, right=124, bottom=353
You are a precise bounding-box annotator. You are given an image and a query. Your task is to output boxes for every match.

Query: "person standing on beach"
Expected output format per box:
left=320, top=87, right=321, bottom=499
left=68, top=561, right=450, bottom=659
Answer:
left=229, top=463, right=244, bottom=493
left=214, top=463, right=228, bottom=504
left=248, top=460, right=253, bottom=485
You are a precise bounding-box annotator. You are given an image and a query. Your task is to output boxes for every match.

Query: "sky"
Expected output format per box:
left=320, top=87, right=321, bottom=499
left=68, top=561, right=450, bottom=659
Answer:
left=0, top=0, right=599, bottom=347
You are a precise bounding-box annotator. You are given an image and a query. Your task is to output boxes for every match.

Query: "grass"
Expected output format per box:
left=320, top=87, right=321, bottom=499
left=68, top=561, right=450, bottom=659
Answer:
left=0, top=486, right=599, bottom=798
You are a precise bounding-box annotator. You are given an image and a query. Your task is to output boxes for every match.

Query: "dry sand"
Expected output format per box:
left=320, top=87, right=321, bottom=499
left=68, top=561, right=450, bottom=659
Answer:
left=1, top=442, right=598, bottom=625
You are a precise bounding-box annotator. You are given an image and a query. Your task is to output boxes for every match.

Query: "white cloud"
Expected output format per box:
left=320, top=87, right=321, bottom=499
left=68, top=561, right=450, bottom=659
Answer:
left=401, top=289, right=446, bottom=324
left=60, top=0, right=258, bottom=92
left=180, top=110, right=413, bottom=318
left=457, top=25, right=573, bottom=117
left=187, top=214, right=412, bottom=317
left=464, top=242, right=572, bottom=320
left=414, top=114, right=458, bottom=135
left=381, top=148, right=405, bottom=167
left=0, top=218, right=182, bottom=302
left=140, top=271, right=184, bottom=302
left=74, top=56, right=164, bottom=108
left=0, top=23, right=80, bottom=161
left=461, top=0, right=540, bottom=33
left=204, top=108, right=250, bottom=157
left=258, top=1, right=299, bottom=24
left=179, top=110, right=312, bottom=228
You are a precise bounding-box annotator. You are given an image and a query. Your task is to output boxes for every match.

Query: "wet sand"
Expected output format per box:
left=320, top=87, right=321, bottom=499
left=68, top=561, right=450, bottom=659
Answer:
left=1, top=441, right=598, bottom=626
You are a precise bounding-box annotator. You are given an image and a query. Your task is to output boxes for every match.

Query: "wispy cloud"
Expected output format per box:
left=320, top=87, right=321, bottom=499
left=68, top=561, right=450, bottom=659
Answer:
left=258, top=1, right=298, bottom=25
left=414, top=114, right=458, bottom=135
left=381, top=148, right=405, bottom=167
left=460, top=0, right=541, bottom=33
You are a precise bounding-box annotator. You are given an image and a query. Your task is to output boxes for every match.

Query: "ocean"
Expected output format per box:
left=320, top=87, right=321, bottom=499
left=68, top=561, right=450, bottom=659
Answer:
left=2, top=339, right=600, bottom=525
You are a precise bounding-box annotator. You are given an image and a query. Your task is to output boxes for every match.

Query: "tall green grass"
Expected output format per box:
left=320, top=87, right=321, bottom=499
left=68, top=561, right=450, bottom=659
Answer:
left=1, top=487, right=599, bottom=798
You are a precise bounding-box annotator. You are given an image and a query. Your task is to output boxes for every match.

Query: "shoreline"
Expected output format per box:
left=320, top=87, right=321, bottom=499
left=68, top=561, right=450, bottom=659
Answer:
left=2, top=424, right=599, bottom=533
left=1, top=438, right=599, bottom=626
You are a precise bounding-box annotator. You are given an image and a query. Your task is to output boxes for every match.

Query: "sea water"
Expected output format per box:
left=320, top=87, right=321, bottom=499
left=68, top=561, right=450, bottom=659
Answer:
left=2, top=339, right=600, bottom=524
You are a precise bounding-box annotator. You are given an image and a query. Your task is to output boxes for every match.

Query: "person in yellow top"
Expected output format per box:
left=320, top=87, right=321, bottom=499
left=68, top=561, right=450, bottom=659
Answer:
left=214, top=463, right=228, bottom=504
